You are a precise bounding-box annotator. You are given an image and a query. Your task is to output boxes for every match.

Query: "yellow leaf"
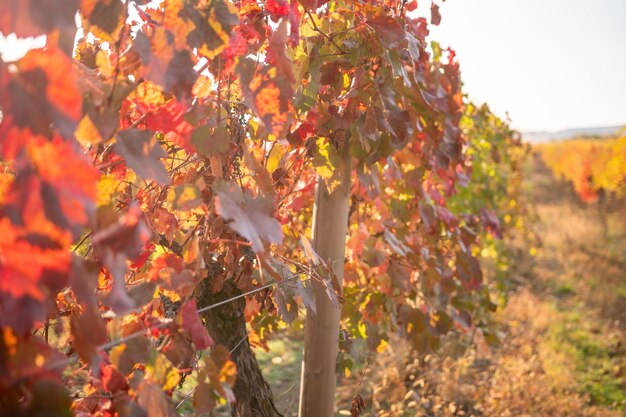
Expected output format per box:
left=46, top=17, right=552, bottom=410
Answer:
left=146, top=352, right=180, bottom=391
left=96, top=175, right=122, bottom=207
left=75, top=115, right=103, bottom=146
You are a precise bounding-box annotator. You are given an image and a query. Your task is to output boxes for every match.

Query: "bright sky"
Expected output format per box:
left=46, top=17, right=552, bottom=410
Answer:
left=1, top=1, right=625, bottom=132
left=428, top=0, right=626, bottom=132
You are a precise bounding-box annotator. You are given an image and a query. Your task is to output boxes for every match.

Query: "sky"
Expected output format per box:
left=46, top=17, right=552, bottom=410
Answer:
left=1, top=1, right=625, bottom=132
left=427, top=0, right=626, bottom=132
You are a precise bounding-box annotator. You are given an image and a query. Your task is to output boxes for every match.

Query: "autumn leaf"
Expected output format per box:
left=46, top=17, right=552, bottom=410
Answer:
left=178, top=299, right=214, bottom=349
left=479, top=207, right=502, bottom=239
left=214, top=181, right=283, bottom=253
left=136, top=379, right=178, bottom=417
left=80, top=0, right=126, bottom=42
left=92, top=203, right=150, bottom=260
left=100, top=249, right=136, bottom=314
left=162, top=0, right=238, bottom=60
left=0, top=218, right=71, bottom=301
left=133, top=28, right=197, bottom=99
left=0, top=0, right=79, bottom=38
left=1, top=48, right=82, bottom=138
left=101, top=363, right=130, bottom=393
left=143, top=98, right=195, bottom=152
left=456, top=250, right=483, bottom=291
left=145, top=351, right=180, bottom=391
left=191, top=125, right=230, bottom=156
left=109, top=318, right=150, bottom=374
left=236, top=56, right=292, bottom=136
left=431, top=2, right=442, bottom=26
left=351, top=394, right=365, bottom=417
left=266, top=0, right=289, bottom=18
left=193, top=345, right=237, bottom=412
left=367, top=15, right=405, bottom=48
left=70, top=304, right=107, bottom=363
left=114, top=129, right=170, bottom=186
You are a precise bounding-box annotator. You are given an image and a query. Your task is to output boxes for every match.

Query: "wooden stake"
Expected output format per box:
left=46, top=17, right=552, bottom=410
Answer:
left=299, top=146, right=352, bottom=417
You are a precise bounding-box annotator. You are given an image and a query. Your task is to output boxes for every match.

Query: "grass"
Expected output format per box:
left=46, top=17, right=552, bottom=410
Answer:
left=544, top=307, right=626, bottom=408
left=255, top=337, right=304, bottom=416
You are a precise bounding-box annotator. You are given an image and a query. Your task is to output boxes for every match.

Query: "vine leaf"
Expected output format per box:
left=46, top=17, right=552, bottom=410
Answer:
left=178, top=300, right=214, bottom=350
left=480, top=207, right=502, bottom=239
left=367, top=15, right=405, bottom=48
left=351, top=394, right=365, bottom=417
left=214, top=181, right=284, bottom=253
left=148, top=28, right=197, bottom=99
left=162, top=0, right=239, bottom=60
left=101, top=363, right=129, bottom=393
left=136, top=379, right=178, bottom=417
left=431, top=2, right=442, bottom=26
left=144, top=98, right=195, bottom=153
left=191, top=125, right=230, bottom=156
left=92, top=203, right=150, bottom=260
left=80, top=0, right=126, bottom=42
left=1, top=48, right=82, bottom=138
left=0, top=0, right=79, bottom=38
left=70, top=304, right=107, bottom=364
left=266, top=0, right=289, bottom=18
left=193, top=346, right=237, bottom=413
left=145, top=352, right=180, bottom=391
left=114, top=129, right=170, bottom=186
left=101, top=249, right=136, bottom=314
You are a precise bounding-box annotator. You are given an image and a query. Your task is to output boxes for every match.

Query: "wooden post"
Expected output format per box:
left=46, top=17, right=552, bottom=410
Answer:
left=298, top=147, right=352, bottom=417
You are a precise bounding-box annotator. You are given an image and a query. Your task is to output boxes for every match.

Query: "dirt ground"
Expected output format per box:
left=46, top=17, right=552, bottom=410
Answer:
left=256, top=155, right=626, bottom=417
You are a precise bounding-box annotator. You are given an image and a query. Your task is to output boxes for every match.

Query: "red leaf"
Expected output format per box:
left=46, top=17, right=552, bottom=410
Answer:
left=431, top=2, right=442, bottom=26
left=143, top=99, right=195, bottom=153
left=479, top=208, right=502, bottom=239
left=456, top=250, right=483, bottom=291
left=101, top=363, right=130, bottom=393
left=236, top=54, right=292, bottom=136
left=130, top=242, right=156, bottom=270
left=367, top=15, right=405, bottom=47
left=1, top=48, right=82, bottom=138
left=134, top=28, right=197, bottom=99
left=266, top=21, right=295, bottom=83
left=1, top=134, right=97, bottom=241
left=0, top=0, right=79, bottom=38
left=179, top=300, right=213, bottom=350
left=71, top=305, right=107, bottom=363
left=351, top=394, right=365, bottom=417
left=288, top=0, right=301, bottom=45
left=136, top=380, right=178, bottom=417
left=92, top=203, right=150, bottom=260
left=265, top=0, right=289, bottom=18
left=214, top=181, right=283, bottom=253
left=101, top=249, right=136, bottom=314
left=405, top=0, right=418, bottom=12
left=114, top=129, right=170, bottom=185
left=148, top=253, right=184, bottom=282
left=148, top=254, right=196, bottom=297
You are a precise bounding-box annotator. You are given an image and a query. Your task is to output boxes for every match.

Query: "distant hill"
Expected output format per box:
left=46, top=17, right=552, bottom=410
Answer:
left=522, top=125, right=625, bottom=143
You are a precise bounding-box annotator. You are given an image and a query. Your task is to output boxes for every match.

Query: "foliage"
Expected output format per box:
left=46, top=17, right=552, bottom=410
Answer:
left=536, top=134, right=626, bottom=203
left=0, top=0, right=526, bottom=415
